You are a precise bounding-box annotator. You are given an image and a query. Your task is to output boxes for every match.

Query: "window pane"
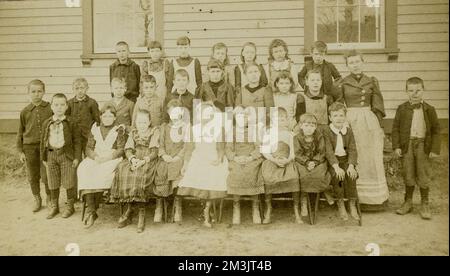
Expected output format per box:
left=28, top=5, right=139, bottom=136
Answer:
left=360, top=5, right=379, bottom=42
left=338, top=5, right=359, bottom=43
left=317, top=7, right=338, bottom=43
left=317, top=0, right=337, bottom=7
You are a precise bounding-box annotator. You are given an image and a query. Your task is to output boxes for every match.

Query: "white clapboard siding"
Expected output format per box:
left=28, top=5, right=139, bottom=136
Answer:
left=0, top=0, right=448, bottom=126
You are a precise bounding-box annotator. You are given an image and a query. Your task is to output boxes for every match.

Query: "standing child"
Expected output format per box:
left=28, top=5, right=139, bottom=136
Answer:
left=17, top=79, right=53, bottom=212
left=234, top=42, right=268, bottom=93
left=167, top=36, right=202, bottom=95
left=272, top=72, right=303, bottom=130
left=393, top=77, right=440, bottom=220
left=155, top=99, right=192, bottom=223
left=106, top=78, right=135, bottom=127
left=77, top=104, right=127, bottom=228
left=196, top=59, right=235, bottom=108
left=133, top=75, right=163, bottom=127
left=141, top=40, right=170, bottom=106
left=264, top=39, right=300, bottom=92
left=260, top=107, right=300, bottom=224
left=109, top=41, right=141, bottom=103
left=110, top=110, right=160, bottom=233
left=177, top=102, right=228, bottom=228
left=236, top=62, right=274, bottom=109
left=210, top=42, right=235, bottom=87
left=323, top=102, right=359, bottom=220
left=163, top=69, right=195, bottom=123
left=298, top=41, right=341, bottom=99
left=226, top=105, right=265, bottom=224
left=66, top=77, right=100, bottom=154
left=294, top=113, right=330, bottom=219
left=41, top=93, right=82, bottom=219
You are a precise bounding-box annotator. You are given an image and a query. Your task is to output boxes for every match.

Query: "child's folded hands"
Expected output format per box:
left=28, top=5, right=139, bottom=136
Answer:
left=162, top=154, right=173, bottom=163
left=307, top=161, right=316, bottom=171
left=394, top=148, right=402, bottom=158
left=72, top=159, right=79, bottom=168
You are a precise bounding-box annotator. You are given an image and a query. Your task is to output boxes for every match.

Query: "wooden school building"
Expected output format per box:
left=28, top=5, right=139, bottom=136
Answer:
left=0, top=0, right=448, bottom=133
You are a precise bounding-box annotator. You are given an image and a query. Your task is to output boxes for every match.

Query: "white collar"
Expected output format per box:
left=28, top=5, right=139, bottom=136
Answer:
left=329, top=123, right=348, bottom=135
left=52, top=115, right=66, bottom=122
left=272, top=59, right=290, bottom=71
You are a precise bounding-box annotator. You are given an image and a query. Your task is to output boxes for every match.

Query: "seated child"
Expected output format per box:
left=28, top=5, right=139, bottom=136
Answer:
left=294, top=113, right=330, bottom=218
left=133, top=75, right=163, bottom=127
left=323, top=102, right=359, bottom=220
left=225, top=105, right=265, bottom=225
left=177, top=102, right=228, bottom=228
left=110, top=110, right=160, bottom=233
left=107, top=78, right=135, bottom=127
left=77, top=103, right=127, bottom=228
left=155, top=99, right=192, bottom=223
left=260, top=107, right=300, bottom=224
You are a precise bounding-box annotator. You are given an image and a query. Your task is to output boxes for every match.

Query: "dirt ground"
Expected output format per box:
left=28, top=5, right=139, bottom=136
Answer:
left=0, top=134, right=448, bottom=256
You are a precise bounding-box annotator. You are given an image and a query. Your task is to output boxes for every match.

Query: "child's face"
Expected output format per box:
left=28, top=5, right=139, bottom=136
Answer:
left=73, top=82, right=88, bottom=99
left=276, top=78, right=292, bottom=93
left=329, top=109, right=347, bottom=129
left=141, top=81, right=156, bottom=98
left=208, top=67, right=223, bottom=83
left=135, top=113, right=151, bottom=132
left=300, top=122, right=317, bottom=136
left=213, top=48, right=227, bottom=63
left=347, top=55, right=364, bottom=75
left=406, top=83, right=424, bottom=104
left=51, top=97, right=68, bottom=117
left=246, top=65, right=261, bottom=84
left=272, top=45, right=287, bottom=62
left=177, top=44, right=190, bottom=58
left=174, top=75, right=189, bottom=92
left=28, top=84, right=45, bottom=104
left=101, top=110, right=116, bottom=127
left=168, top=106, right=184, bottom=123
left=115, top=44, right=129, bottom=63
left=242, top=46, right=256, bottom=63
left=148, top=47, right=162, bottom=60
left=111, top=81, right=126, bottom=99
left=272, top=113, right=289, bottom=129
left=311, top=48, right=325, bottom=64
left=306, top=73, right=322, bottom=94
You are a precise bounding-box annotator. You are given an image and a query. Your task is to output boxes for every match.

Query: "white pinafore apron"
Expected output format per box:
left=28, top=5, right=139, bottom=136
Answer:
left=147, top=61, right=167, bottom=107
left=300, top=92, right=329, bottom=125
left=273, top=93, right=298, bottom=130
left=77, top=125, right=123, bottom=192
left=172, top=58, right=197, bottom=95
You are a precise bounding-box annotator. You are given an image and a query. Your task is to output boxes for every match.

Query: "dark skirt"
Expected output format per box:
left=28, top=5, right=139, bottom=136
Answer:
left=261, top=160, right=300, bottom=194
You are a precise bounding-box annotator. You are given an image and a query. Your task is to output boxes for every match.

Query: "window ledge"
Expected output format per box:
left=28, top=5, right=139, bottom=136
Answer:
left=81, top=53, right=149, bottom=66
left=303, top=48, right=400, bottom=61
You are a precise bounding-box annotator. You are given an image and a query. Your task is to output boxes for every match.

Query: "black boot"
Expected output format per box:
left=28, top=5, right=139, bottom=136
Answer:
left=62, top=188, right=76, bottom=218
left=396, top=186, right=414, bottom=215
left=137, top=203, right=146, bottom=233
left=118, top=203, right=133, bottom=228
left=47, top=189, right=60, bottom=219
left=419, top=188, right=431, bottom=220
left=32, top=194, right=42, bottom=213
left=83, top=194, right=98, bottom=229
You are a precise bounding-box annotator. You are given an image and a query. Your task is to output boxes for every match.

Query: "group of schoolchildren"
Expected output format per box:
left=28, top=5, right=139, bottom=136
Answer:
left=16, top=37, right=441, bottom=233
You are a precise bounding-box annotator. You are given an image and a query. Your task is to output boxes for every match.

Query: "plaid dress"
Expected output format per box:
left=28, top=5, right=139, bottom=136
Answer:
left=110, top=128, right=159, bottom=203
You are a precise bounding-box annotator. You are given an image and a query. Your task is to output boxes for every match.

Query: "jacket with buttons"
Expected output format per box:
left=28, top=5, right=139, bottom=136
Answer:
left=391, top=101, right=440, bottom=155
left=66, top=95, right=100, bottom=139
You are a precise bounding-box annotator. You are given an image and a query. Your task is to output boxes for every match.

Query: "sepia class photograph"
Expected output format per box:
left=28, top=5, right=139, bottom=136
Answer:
left=0, top=0, right=448, bottom=257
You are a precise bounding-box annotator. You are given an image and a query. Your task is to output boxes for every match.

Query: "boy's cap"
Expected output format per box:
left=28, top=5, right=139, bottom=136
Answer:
left=207, top=59, right=224, bottom=70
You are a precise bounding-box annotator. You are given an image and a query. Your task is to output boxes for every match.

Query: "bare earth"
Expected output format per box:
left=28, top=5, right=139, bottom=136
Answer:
left=0, top=135, right=448, bottom=256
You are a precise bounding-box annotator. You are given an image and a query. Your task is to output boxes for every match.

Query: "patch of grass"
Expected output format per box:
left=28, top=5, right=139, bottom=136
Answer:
left=0, top=134, right=25, bottom=180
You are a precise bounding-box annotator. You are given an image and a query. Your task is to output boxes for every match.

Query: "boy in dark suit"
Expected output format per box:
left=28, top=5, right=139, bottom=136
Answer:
left=392, top=77, right=441, bottom=220
left=41, top=93, right=82, bottom=219
left=323, top=102, right=359, bottom=221
left=17, top=79, right=53, bottom=212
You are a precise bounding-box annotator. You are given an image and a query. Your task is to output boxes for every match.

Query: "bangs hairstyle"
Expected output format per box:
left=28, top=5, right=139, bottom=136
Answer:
left=274, top=106, right=288, bottom=118
left=299, top=113, right=318, bottom=125
left=100, top=102, right=117, bottom=116
left=211, top=42, right=229, bottom=65
left=52, top=93, right=67, bottom=103
left=166, top=98, right=183, bottom=110
left=147, top=40, right=162, bottom=50
left=344, top=49, right=364, bottom=65
left=311, top=41, right=328, bottom=53
left=240, top=42, right=257, bottom=63
left=111, top=77, right=126, bottom=87
left=305, top=69, right=322, bottom=80
left=243, top=62, right=260, bottom=75
left=135, top=109, right=152, bottom=123
left=176, top=36, right=191, bottom=46
left=116, top=41, right=129, bottom=49
left=406, top=77, right=425, bottom=90
left=175, top=68, right=190, bottom=80
left=141, top=74, right=157, bottom=85
left=28, top=79, right=45, bottom=92
left=268, top=39, right=289, bottom=62
left=328, top=102, right=347, bottom=115
left=73, top=77, right=89, bottom=87
left=274, top=72, right=295, bottom=93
